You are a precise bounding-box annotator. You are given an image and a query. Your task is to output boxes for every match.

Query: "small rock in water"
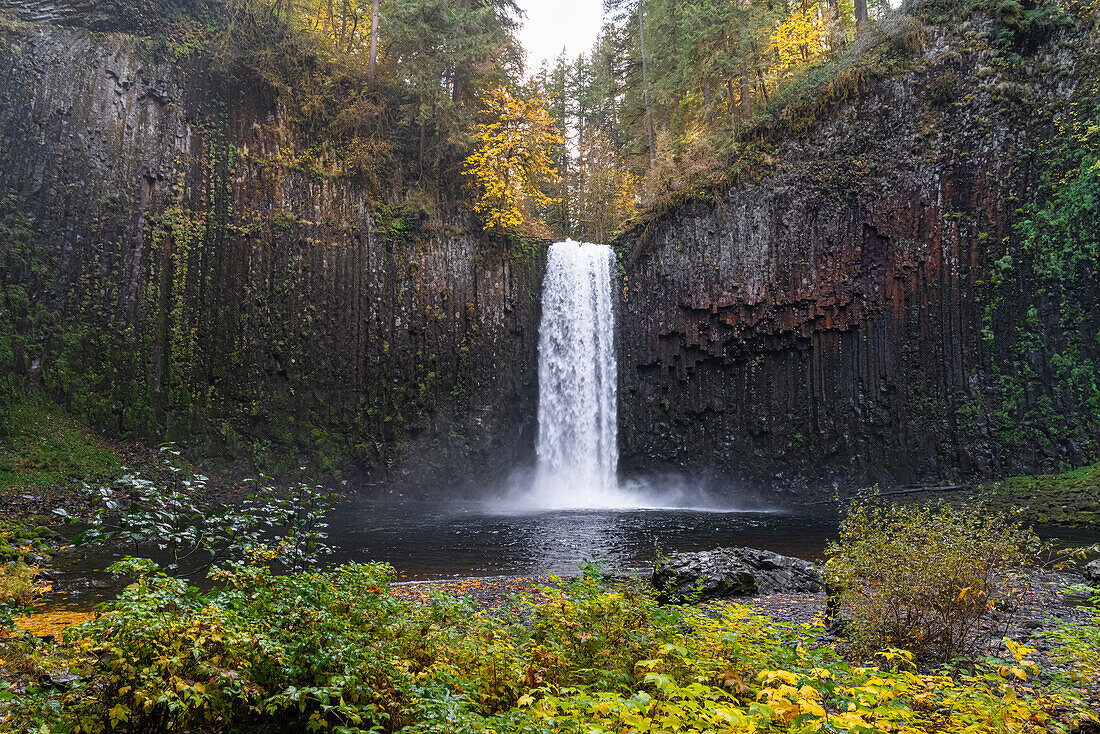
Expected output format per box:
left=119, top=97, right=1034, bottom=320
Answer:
left=1083, top=558, right=1100, bottom=584
left=653, top=547, right=821, bottom=603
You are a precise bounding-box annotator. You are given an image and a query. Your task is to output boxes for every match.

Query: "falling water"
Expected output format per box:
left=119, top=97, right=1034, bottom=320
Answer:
left=531, top=240, right=620, bottom=508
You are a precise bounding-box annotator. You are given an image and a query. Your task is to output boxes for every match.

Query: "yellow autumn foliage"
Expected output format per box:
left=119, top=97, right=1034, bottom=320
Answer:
left=13, top=610, right=95, bottom=638
left=463, top=85, right=564, bottom=233
left=772, top=1, right=832, bottom=70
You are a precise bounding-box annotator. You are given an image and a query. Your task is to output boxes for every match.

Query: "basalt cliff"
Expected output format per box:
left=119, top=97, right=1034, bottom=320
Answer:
left=2, top=2, right=1098, bottom=490
left=617, top=18, right=1100, bottom=488
left=0, top=2, right=543, bottom=483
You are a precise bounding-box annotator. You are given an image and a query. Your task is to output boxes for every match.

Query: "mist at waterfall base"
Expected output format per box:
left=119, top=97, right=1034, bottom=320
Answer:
left=325, top=241, right=781, bottom=583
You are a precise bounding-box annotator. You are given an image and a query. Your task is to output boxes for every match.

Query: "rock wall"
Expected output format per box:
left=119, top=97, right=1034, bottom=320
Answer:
left=618, top=22, right=1100, bottom=490
left=0, top=15, right=544, bottom=482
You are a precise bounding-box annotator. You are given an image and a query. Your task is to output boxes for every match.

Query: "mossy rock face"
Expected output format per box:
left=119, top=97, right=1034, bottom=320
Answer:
left=984, top=463, right=1100, bottom=527
left=912, top=462, right=1100, bottom=529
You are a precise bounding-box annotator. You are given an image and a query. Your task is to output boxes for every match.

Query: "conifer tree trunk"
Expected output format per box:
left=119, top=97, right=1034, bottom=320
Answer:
left=752, top=43, right=769, bottom=106
left=739, top=26, right=751, bottom=116
left=367, top=0, right=380, bottom=90
left=638, top=0, right=656, bottom=169
left=855, top=0, right=868, bottom=25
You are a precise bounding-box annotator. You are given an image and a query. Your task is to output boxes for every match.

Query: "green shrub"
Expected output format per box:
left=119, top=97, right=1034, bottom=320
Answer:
left=0, top=562, right=41, bottom=608
left=0, top=560, right=44, bottom=630
left=61, top=445, right=337, bottom=574
left=1046, top=584, right=1100, bottom=684
left=824, top=500, right=1039, bottom=661
left=64, top=561, right=407, bottom=733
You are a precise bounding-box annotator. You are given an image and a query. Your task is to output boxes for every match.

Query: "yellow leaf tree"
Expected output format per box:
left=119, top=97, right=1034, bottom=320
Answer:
left=463, top=85, right=565, bottom=233
left=771, top=1, right=831, bottom=70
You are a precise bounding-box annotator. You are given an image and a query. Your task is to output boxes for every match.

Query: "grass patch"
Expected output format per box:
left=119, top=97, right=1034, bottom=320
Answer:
left=981, top=463, right=1100, bottom=528
left=0, top=399, right=121, bottom=491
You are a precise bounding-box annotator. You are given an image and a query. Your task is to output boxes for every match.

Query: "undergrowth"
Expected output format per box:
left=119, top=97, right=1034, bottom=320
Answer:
left=1045, top=584, right=1100, bottom=685
left=0, top=561, right=1093, bottom=733
left=1, top=474, right=1096, bottom=732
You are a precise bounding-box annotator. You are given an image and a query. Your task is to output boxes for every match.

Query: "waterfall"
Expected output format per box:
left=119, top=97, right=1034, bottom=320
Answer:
left=531, top=240, right=620, bottom=508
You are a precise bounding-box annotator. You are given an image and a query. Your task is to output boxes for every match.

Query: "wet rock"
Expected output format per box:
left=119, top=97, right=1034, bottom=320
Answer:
left=653, top=547, right=821, bottom=603
left=1018, top=618, right=1043, bottom=632
left=1083, top=559, right=1100, bottom=584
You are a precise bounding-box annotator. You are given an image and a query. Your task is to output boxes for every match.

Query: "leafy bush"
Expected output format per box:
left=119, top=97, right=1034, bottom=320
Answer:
left=824, top=500, right=1039, bottom=660
left=63, top=560, right=408, bottom=733
left=1, top=560, right=1090, bottom=733
left=57, top=445, right=337, bottom=574
left=0, top=561, right=43, bottom=629
left=0, top=562, right=41, bottom=608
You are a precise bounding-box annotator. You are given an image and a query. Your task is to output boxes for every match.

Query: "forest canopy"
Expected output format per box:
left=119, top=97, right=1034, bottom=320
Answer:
left=140, top=0, right=973, bottom=239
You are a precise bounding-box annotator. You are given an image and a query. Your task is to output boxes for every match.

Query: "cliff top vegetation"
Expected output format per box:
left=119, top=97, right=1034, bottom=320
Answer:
left=8, top=0, right=1086, bottom=243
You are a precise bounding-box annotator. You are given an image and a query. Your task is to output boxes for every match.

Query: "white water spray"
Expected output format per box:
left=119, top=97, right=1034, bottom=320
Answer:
left=529, top=240, right=623, bottom=508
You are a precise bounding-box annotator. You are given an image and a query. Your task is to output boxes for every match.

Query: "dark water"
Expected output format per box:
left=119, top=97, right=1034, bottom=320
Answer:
left=48, top=497, right=1100, bottom=608
left=324, top=500, right=840, bottom=579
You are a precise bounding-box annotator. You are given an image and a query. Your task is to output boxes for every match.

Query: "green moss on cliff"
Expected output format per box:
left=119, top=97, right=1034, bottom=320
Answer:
left=978, top=0, right=1100, bottom=466
left=0, top=196, right=56, bottom=428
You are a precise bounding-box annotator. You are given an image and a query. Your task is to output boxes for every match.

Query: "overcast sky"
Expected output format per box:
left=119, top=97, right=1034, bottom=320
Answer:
left=517, top=0, right=606, bottom=76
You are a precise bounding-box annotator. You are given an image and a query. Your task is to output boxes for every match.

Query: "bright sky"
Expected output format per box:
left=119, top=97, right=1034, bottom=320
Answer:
left=517, top=0, right=606, bottom=76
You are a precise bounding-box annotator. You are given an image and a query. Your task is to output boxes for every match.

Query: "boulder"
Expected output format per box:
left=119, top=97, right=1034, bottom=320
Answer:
left=1084, top=559, right=1100, bottom=584
left=653, top=547, right=822, bottom=603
